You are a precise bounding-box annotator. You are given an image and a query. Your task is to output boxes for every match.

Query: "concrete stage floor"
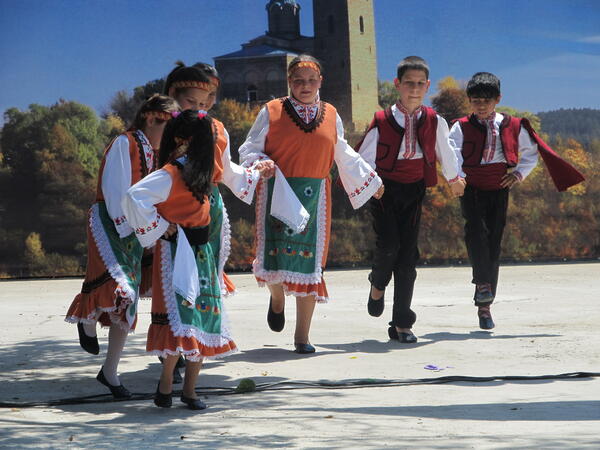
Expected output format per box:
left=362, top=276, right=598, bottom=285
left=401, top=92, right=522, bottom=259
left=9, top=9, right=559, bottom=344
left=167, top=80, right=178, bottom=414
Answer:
left=1, top=263, right=599, bottom=448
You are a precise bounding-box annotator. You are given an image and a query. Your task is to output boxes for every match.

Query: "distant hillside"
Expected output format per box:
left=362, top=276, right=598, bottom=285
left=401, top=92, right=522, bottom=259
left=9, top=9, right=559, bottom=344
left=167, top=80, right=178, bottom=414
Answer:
left=538, top=108, right=600, bottom=144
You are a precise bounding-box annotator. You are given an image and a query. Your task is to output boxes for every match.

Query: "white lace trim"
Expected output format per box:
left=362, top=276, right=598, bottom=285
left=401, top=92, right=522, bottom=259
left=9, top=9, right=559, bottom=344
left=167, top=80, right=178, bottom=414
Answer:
left=347, top=172, right=382, bottom=210
left=88, top=203, right=138, bottom=309
left=218, top=200, right=232, bottom=296
left=147, top=346, right=237, bottom=362
left=253, top=178, right=327, bottom=286
left=256, top=280, right=329, bottom=304
left=159, top=240, right=236, bottom=349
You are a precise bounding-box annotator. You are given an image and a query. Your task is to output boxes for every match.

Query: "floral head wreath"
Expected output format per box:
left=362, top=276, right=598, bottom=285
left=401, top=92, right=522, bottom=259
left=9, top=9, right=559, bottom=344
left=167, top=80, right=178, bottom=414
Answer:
left=142, top=110, right=172, bottom=122
left=167, top=80, right=212, bottom=98
left=288, top=61, right=321, bottom=77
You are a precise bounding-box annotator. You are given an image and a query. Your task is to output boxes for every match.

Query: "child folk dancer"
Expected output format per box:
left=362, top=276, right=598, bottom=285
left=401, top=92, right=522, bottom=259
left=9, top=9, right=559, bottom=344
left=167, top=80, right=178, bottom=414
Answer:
left=239, top=54, right=384, bottom=354
left=122, top=110, right=237, bottom=410
left=355, top=56, right=465, bottom=344
left=65, top=94, right=179, bottom=398
left=161, top=62, right=260, bottom=380
left=449, top=72, right=584, bottom=329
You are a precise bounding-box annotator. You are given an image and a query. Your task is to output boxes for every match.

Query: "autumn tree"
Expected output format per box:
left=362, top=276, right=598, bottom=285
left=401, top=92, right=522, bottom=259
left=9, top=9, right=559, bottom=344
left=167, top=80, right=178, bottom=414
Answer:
left=430, top=76, right=470, bottom=123
left=378, top=80, right=396, bottom=109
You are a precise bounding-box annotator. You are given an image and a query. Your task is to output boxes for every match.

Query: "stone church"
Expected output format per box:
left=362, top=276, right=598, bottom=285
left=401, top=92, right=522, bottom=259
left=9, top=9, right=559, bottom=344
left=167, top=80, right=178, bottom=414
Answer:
left=213, top=0, right=379, bottom=131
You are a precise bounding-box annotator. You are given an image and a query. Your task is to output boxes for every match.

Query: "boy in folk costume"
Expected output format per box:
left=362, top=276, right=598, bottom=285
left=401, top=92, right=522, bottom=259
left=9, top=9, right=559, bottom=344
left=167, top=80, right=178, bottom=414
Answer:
left=449, top=72, right=584, bottom=329
left=356, top=56, right=465, bottom=343
left=239, top=55, right=384, bottom=354
left=65, top=94, right=179, bottom=398
left=122, top=110, right=237, bottom=410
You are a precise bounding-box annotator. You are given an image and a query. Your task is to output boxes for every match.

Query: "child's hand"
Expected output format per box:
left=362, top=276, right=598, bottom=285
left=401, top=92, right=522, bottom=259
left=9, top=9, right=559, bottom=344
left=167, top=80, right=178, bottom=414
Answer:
left=255, top=160, right=275, bottom=178
left=450, top=178, right=466, bottom=197
left=500, top=172, right=520, bottom=189
left=162, top=223, right=177, bottom=239
left=373, top=184, right=385, bottom=199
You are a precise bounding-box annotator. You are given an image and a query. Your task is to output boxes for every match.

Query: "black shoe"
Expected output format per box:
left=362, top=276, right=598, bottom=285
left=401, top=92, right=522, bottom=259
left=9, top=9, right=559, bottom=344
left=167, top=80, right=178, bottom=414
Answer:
left=294, top=343, right=316, bottom=354
left=478, top=306, right=495, bottom=330
left=474, top=283, right=494, bottom=305
left=180, top=394, right=207, bottom=410
left=96, top=367, right=132, bottom=399
left=77, top=322, right=99, bottom=355
left=154, top=381, right=172, bottom=408
left=388, top=325, right=418, bottom=343
left=367, top=287, right=385, bottom=317
left=267, top=296, right=285, bottom=332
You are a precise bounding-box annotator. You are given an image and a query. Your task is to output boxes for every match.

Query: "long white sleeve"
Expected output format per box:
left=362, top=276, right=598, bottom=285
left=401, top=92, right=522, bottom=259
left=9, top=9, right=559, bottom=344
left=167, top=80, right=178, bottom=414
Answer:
left=513, top=128, right=539, bottom=181
left=435, top=116, right=464, bottom=182
left=355, top=127, right=379, bottom=170
left=101, top=135, right=133, bottom=238
left=220, top=127, right=260, bottom=204
left=121, top=169, right=172, bottom=248
left=448, top=121, right=465, bottom=171
left=334, top=113, right=382, bottom=209
left=238, top=107, right=272, bottom=168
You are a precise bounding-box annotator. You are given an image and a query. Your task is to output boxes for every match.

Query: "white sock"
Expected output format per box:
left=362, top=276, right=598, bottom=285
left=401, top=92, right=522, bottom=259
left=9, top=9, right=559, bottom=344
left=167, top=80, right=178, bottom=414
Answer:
left=102, top=324, right=128, bottom=386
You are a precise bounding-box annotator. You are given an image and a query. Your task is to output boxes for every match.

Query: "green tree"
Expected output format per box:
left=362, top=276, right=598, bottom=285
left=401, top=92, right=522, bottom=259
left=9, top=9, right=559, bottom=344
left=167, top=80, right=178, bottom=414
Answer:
left=1, top=100, right=111, bottom=274
left=378, top=80, right=397, bottom=109
left=108, top=79, right=165, bottom=125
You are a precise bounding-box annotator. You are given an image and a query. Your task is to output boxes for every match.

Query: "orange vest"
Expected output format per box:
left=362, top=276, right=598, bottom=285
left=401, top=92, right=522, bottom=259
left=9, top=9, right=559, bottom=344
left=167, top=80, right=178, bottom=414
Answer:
left=96, top=131, right=153, bottom=202
left=265, top=98, right=337, bottom=178
left=211, top=118, right=227, bottom=184
left=158, top=164, right=210, bottom=228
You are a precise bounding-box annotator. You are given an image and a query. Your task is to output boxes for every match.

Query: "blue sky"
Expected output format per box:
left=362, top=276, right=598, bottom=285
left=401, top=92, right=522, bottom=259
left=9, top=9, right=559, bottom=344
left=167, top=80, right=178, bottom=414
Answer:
left=1, top=0, right=599, bottom=119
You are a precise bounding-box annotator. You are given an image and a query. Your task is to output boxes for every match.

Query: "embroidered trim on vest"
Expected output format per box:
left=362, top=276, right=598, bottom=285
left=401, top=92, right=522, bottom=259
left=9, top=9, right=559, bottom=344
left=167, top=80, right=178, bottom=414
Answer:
left=81, top=270, right=112, bottom=294
left=171, top=160, right=207, bottom=207
left=281, top=97, right=327, bottom=133
left=132, top=131, right=151, bottom=178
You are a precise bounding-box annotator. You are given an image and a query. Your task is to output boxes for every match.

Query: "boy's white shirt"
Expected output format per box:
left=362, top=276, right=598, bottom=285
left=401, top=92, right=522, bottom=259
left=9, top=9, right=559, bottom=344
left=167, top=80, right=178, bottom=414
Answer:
left=356, top=104, right=464, bottom=182
left=448, top=112, right=539, bottom=181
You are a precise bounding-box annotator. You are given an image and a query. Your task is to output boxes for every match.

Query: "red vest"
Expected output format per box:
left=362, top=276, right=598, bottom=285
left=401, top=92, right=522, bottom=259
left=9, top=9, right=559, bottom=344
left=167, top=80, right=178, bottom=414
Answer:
left=358, top=106, right=439, bottom=187
left=458, top=114, right=520, bottom=167
left=456, top=114, right=585, bottom=192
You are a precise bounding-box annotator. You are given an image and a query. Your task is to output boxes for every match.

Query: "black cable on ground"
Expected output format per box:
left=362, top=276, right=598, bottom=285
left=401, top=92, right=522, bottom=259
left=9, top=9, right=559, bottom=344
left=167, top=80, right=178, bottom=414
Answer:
left=1, top=371, right=598, bottom=408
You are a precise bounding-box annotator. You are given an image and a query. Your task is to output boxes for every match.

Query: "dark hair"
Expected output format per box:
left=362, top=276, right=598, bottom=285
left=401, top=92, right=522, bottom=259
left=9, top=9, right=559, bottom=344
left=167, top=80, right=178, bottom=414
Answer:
left=287, top=54, right=322, bottom=76
left=129, top=94, right=180, bottom=131
left=159, top=110, right=214, bottom=202
left=466, top=72, right=501, bottom=98
left=193, top=62, right=220, bottom=82
left=163, top=61, right=212, bottom=98
left=396, top=56, right=429, bottom=81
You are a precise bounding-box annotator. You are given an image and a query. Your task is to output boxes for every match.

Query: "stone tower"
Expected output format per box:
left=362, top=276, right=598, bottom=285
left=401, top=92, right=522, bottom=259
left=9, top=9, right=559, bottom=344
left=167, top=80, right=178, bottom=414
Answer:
left=267, top=0, right=301, bottom=40
left=313, top=0, right=379, bottom=131
left=214, top=0, right=379, bottom=131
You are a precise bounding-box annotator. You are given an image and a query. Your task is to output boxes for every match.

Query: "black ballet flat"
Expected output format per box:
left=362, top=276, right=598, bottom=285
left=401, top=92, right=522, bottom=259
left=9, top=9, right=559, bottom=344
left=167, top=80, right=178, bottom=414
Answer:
left=388, top=326, right=418, bottom=343
left=367, top=287, right=385, bottom=317
left=154, top=382, right=172, bottom=408
left=180, top=394, right=207, bottom=410
left=294, top=343, right=316, bottom=354
left=267, top=296, right=285, bottom=332
left=96, top=367, right=132, bottom=399
left=77, top=322, right=99, bottom=355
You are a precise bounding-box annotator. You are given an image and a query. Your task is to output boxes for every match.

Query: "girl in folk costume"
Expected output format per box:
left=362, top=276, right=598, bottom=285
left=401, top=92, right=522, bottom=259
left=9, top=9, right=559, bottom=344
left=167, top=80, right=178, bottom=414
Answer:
left=65, top=94, right=179, bottom=398
left=163, top=62, right=259, bottom=297
left=122, top=110, right=237, bottom=410
left=239, top=55, right=384, bottom=354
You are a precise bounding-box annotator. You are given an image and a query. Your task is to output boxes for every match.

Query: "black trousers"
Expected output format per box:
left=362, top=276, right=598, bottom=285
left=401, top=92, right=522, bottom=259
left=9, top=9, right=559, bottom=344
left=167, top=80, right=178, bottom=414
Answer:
left=460, top=185, right=509, bottom=301
left=368, top=179, right=425, bottom=328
